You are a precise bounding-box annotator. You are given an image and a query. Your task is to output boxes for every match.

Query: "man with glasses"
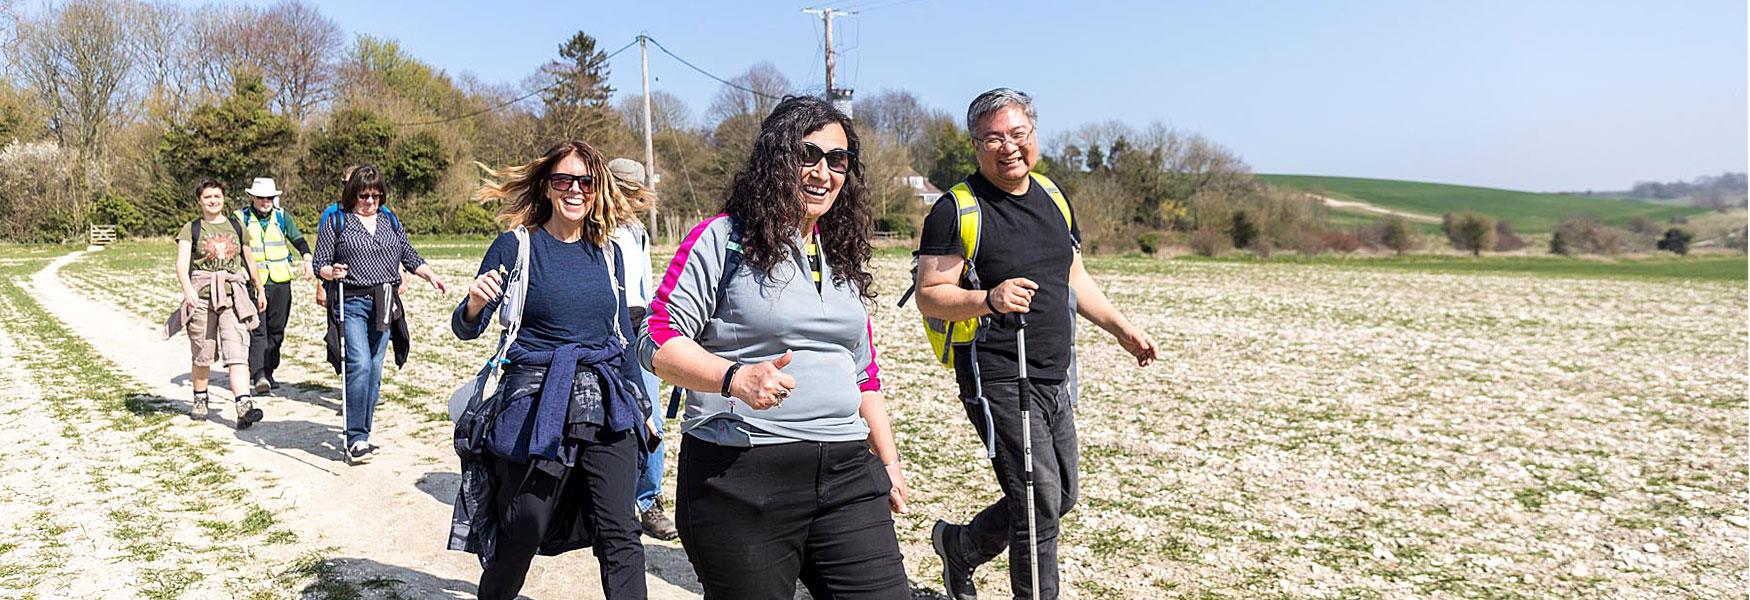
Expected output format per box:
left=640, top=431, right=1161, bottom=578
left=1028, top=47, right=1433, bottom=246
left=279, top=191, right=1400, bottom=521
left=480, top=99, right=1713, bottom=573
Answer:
left=235, top=177, right=314, bottom=394
left=913, top=88, right=1158, bottom=600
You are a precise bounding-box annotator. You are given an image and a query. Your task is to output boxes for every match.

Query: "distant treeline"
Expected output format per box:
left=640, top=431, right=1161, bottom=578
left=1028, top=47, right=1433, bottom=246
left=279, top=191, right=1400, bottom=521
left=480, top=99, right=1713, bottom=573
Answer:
left=1628, top=172, right=1747, bottom=206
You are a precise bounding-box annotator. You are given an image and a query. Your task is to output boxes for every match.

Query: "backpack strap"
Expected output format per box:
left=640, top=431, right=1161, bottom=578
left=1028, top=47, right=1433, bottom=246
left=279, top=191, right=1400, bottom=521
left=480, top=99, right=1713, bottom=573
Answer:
left=1027, top=172, right=1075, bottom=236
left=188, top=217, right=202, bottom=273
left=668, top=217, right=745, bottom=420
left=496, top=225, right=532, bottom=345
left=948, top=180, right=982, bottom=286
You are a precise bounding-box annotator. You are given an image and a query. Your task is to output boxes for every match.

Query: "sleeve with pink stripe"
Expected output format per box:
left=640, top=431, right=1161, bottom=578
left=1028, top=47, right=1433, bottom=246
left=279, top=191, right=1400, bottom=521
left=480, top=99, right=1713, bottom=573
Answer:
left=640, top=215, right=728, bottom=368
left=855, top=313, right=882, bottom=393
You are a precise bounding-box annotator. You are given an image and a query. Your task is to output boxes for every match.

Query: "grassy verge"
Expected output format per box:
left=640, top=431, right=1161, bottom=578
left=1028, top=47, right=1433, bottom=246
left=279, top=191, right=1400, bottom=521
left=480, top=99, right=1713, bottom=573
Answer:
left=0, top=255, right=317, bottom=598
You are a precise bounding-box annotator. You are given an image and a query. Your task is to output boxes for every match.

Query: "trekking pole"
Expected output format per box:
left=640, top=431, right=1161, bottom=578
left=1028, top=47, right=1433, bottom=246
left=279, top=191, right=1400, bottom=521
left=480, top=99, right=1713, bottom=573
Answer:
left=1015, top=313, right=1039, bottom=600
left=338, top=276, right=349, bottom=463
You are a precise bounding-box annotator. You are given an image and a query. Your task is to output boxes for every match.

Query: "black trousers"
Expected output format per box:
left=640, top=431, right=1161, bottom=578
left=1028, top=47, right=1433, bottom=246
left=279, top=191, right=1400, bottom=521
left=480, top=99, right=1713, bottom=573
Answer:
left=478, top=427, right=647, bottom=600
left=675, top=435, right=908, bottom=600
left=248, top=281, right=292, bottom=381
left=952, top=379, right=1078, bottom=600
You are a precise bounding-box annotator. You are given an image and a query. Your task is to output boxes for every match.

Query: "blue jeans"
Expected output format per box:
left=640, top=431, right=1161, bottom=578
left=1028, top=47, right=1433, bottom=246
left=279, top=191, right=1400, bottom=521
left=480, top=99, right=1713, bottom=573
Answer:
left=341, top=295, right=390, bottom=447
left=635, top=369, right=665, bottom=512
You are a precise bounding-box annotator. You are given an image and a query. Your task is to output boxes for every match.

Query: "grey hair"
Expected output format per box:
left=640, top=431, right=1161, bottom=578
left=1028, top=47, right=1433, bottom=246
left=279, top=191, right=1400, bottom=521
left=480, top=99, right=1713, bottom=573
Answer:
left=966, top=88, right=1036, bottom=134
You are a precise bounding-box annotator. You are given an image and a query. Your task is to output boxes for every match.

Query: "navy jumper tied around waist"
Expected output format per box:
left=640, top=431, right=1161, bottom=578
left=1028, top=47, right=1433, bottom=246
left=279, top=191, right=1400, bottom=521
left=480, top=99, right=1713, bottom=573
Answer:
left=493, top=339, right=639, bottom=463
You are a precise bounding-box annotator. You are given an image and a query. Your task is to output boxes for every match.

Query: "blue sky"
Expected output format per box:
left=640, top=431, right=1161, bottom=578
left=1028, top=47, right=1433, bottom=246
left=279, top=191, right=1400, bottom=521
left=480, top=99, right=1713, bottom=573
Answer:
left=196, top=0, right=1743, bottom=191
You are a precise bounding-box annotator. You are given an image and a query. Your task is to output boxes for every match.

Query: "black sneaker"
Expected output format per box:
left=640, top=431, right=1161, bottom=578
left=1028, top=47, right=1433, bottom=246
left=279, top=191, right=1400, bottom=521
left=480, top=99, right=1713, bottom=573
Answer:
left=234, top=397, right=264, bottom=430
left=933, top=519, right=977, bottom=600
left=190, top=392, right=209, bottom=420
left=252, top=376, right=270, bottom=395
left=640, top=499, right=679, bottom=541
left=265, top=373, right=280, bottom=389
left=347, top=441, right=376, bottom=465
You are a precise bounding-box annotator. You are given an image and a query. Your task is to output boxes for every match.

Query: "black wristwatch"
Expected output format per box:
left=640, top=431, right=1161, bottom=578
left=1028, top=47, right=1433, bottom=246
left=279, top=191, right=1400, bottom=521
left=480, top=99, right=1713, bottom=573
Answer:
left=721, top=363, right=744, bottom=398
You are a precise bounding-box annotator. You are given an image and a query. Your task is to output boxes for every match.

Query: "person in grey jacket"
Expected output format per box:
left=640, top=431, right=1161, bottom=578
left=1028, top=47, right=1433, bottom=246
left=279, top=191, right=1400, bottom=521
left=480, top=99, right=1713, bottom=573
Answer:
left=639, top=95, right=909, bottom=599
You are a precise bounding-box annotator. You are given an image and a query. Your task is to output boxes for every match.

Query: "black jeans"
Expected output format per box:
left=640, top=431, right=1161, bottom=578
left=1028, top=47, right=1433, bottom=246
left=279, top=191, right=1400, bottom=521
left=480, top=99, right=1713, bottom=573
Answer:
left=478, top=426, right=646, bottom=600
left=675, top=435, right=908, bottom=600
left=953, top=378, right=1078, bottom=600
left=248, top=281, right=292, bottom=381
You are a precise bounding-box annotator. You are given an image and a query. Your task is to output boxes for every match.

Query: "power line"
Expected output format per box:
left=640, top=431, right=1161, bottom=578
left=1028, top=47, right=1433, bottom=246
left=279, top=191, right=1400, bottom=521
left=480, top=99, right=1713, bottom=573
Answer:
left=396, top=38, right=640, bottom=127
left=850, top=0, right=926, bottom=12
left=645, top=36, right=785, bottom=101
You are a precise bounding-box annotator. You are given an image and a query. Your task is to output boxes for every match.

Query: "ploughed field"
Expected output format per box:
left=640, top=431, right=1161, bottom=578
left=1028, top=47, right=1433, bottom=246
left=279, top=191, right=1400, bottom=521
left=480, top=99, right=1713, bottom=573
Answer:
left=37, top=239, right=1750, bottom=598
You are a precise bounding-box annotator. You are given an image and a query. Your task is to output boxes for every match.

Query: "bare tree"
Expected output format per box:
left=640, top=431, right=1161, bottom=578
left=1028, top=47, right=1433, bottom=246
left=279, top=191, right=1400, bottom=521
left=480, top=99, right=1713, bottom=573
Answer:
left=706, top=62, right=790, bottom=125
left=12, top=0, right=136, bottom=158
left=617, top=89, right=694, bottom=133
left=258, top=0, right=341, bottom=125
left=127, top=1, right=192, bottom=118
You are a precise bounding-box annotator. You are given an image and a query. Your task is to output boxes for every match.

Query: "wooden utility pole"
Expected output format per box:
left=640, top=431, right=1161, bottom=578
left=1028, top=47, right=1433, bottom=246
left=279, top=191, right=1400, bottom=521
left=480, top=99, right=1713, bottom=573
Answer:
left=802, top=7, right=855, bottom=117
left=639, top=34, right=656, bottom=232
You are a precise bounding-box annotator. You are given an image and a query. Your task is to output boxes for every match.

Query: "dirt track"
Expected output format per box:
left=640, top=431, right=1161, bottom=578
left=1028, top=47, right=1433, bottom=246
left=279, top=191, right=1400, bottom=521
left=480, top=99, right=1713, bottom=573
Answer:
left=19, top=251, right=707, bottom=599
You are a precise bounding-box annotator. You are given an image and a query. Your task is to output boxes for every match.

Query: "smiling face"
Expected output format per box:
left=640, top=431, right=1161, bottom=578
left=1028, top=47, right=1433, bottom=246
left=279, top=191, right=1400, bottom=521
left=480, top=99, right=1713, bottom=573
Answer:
left=798, top=122, right=849, bottom=223
left=198, top=186, right=226, bottom=218
left=544, top=153, right=594, bottom=226
left=973, top=105, right=1039, bottom=191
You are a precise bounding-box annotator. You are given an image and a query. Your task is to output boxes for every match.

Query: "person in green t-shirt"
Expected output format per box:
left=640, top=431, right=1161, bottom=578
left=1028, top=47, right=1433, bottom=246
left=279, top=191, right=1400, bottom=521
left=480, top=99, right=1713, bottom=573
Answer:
left=174, top=178, right=268, bottom=430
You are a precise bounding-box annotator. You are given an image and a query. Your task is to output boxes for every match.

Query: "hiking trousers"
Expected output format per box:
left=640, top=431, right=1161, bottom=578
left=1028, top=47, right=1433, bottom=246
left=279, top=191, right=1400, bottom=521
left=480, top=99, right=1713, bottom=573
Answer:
left=675, top=435, right=908, bottom=600
left=477, top=426, right=647, bottom=600
left=249, top=281, right=292, bottom=381
left=949, top=378, right=1078, bottom=600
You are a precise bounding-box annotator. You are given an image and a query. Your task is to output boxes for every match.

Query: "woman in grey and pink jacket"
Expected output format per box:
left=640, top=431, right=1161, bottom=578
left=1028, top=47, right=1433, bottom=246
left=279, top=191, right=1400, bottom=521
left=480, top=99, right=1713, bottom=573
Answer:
left=638, top=95, right=910, bottom=599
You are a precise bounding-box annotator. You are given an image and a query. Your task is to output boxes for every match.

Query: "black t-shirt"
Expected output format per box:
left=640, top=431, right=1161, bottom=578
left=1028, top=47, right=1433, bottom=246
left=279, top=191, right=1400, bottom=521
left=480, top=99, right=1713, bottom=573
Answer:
left=917, top=171, right=1082, bottom=389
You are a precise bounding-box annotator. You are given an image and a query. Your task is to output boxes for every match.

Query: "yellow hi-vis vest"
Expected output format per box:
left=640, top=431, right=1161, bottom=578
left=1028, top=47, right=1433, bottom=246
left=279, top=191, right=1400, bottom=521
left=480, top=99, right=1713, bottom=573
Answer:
left=237, top=208, right=295, bottom=283
left=919, top=172, right=1073, bottom=368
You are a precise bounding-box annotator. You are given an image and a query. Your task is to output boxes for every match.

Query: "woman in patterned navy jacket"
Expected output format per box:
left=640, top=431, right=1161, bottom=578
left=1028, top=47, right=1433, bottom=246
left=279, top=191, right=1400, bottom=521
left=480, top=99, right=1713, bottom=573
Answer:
left=313, top=165, right=448, bottom=463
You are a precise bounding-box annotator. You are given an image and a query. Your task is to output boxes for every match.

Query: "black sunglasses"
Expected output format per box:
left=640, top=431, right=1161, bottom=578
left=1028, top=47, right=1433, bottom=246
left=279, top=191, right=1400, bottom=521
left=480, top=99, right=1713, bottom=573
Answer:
left=801, top=142, right=854, bottom=174
left=547, top=173, right=595, bottom=192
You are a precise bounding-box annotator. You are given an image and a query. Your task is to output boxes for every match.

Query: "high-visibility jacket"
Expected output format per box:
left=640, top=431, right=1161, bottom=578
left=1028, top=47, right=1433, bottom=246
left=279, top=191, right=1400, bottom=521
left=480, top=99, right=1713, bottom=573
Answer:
left=236, top=208, right=297, bottom=283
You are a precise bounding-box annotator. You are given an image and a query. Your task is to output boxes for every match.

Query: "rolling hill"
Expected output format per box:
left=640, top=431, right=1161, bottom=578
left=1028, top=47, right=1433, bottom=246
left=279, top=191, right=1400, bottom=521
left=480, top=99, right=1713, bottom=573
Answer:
left=1259, top=175, right=1709, bottom=233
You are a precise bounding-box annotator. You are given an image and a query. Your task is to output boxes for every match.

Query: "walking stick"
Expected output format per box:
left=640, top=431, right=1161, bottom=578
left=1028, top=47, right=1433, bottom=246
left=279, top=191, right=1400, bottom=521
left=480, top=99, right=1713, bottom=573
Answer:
left=1015, top=313, right=1039, bottom=600
left=338, top=276, right=349, bottom=463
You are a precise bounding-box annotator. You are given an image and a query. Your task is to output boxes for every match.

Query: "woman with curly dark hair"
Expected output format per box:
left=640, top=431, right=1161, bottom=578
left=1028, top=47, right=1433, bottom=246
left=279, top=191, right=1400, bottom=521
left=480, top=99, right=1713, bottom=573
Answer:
left=639, top=95, right=909, bottom=598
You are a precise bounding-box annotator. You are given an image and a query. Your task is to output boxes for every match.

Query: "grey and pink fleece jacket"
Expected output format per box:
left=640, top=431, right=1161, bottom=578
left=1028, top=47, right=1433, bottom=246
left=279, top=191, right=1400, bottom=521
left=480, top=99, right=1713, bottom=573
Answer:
left=637, top=214, right=883, bottom=447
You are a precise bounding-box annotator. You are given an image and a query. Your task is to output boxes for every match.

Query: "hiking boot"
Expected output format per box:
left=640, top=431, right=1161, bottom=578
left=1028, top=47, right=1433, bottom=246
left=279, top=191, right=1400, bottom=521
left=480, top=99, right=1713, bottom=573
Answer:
left=252, top=376, right=271, bottom=395
left=234, top=397, right=264, bottom=430
left=347, top=440, right=376, bottom=465
left=190, top=392, right=209, bottom=420
left=640, top=499, right=679, bottom=541
left=933, top=519, right=977, bottom=600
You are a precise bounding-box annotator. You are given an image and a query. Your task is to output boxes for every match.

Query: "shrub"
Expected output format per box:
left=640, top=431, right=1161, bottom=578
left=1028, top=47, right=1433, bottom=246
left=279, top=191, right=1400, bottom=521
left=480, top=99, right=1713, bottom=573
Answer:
left=1494, top=220, right=1527, bottom=252
left=1655, top=227, right=1693, bottom=256
left=91, top=193, right=145, bottom=238
left=1247, top=237, right=1273, bottom=257
left=450, top=201, right=499, bottom=236
left=1320, top=230, right=1363, bottom=253
left=1367, top=216, right=1419, bottom=256
left=1229, top=210, right=1258, bottom=250
left=875, top=214, right=916, bottom=238
left=1137, top=231, right=1163, bottom=255
left=1189, top=227, right=1230, bottom=257
left=1444, top=211, right=1497, bottom=256
left=1551, top=215, right=1627, bottom=256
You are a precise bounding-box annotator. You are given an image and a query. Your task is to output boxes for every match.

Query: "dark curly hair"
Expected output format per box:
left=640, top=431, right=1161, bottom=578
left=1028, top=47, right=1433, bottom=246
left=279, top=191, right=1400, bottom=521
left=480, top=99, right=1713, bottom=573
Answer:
left=722, top=95, right=875, bottom=301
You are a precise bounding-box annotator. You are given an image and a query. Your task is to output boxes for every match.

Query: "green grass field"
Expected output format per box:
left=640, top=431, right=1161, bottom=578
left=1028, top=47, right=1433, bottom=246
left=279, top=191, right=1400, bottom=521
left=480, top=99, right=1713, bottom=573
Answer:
left=1260, top=174, right=1708, bottom=232
left=1176, top=253, right=1747, bottom=282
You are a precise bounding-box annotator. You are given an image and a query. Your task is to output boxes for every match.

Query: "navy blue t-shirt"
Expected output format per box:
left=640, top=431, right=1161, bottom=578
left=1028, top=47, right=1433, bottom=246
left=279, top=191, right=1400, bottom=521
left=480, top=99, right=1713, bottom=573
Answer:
left=454, top=227, right=640, bottom=384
